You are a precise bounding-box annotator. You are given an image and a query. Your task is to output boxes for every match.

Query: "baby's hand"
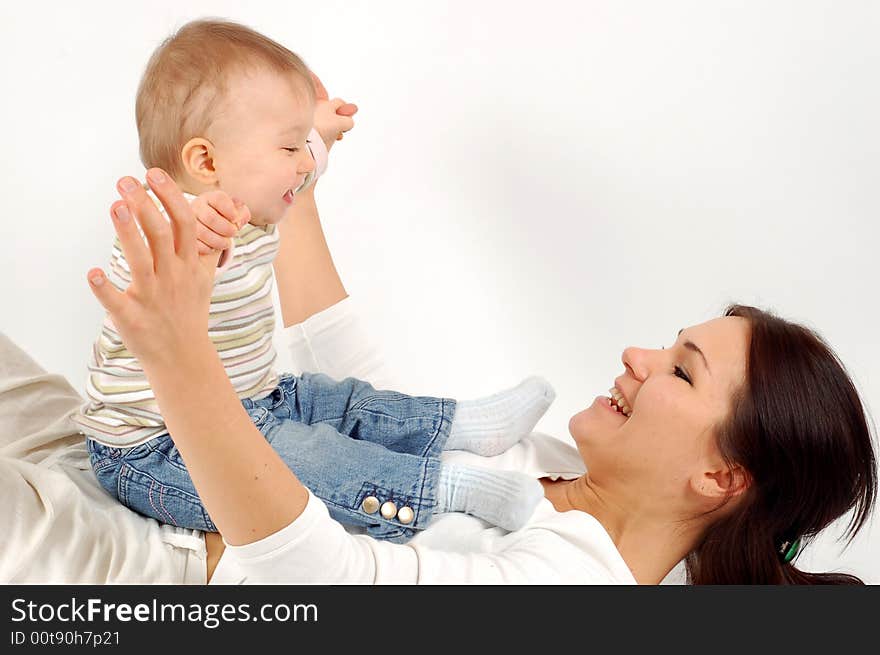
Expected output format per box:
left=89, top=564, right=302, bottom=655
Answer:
left=190, top=190, right=251, bottom=255
left=310, top=71, right=357, bottom=152
left=314, top=98, right=357, bottom=152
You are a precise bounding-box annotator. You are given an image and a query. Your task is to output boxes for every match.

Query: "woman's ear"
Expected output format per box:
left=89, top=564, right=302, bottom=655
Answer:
left=692, top=465, right=751, bottom=500
left=180, top=137, right=219, bottom=186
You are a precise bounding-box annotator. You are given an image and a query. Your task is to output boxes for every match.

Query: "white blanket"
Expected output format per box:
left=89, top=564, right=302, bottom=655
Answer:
left=0, top=332, right=206, bottom=583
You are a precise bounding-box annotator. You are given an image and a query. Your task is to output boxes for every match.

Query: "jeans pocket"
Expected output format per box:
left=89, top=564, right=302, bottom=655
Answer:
left=117, top=464, right=216, bottom=531
left=246, top=405, right=274, bottom=431
left=349, top=391, right=409, bottom=413
left=90, top=456, right=122, bottom=500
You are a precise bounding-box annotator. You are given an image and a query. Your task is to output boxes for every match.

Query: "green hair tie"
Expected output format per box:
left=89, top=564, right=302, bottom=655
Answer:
left=779, top=538, right=802, bottom=564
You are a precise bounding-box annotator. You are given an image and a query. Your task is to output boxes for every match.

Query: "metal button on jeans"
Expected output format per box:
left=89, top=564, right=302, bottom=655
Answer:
left=380, top=501, right=398, bottom=520
left=361, top=496, right=380, bottom=514
left=397, top=506, right=415, bottom=525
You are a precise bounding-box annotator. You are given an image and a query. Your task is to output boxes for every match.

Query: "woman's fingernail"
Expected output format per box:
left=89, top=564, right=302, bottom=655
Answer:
left=147, top=169, right=166, bottom=185
left=89, top=274, right=105, bottom=286
left=114, top=205, right=130, bottom=222
left=231, top=196, right=244, bottom=209
left=119, top=177, right=139, bottom=193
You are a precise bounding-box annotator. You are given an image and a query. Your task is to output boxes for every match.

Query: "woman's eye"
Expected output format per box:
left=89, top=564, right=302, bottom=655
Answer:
left=283, top=147, right=299, bottom=153
left=674, top=365, right=692, bottom=385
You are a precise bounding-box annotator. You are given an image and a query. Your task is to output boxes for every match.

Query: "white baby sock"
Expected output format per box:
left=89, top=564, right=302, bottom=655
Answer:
left=434, top=463, right=544, bottom=531
left=444, top=376, right=556, bottom=456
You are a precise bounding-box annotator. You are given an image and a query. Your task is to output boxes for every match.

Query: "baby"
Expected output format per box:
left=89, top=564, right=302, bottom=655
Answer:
left=75, top=19, right=555, bottom=542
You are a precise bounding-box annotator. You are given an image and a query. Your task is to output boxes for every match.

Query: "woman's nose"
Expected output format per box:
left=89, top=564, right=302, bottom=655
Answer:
left=621, top=346, right=652, bottom=382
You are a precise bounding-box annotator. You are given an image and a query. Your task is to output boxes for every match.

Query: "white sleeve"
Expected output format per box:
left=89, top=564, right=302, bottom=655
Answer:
left=281, top=297, right=400, bottom=390
left=221, top=490, right=418, bottom=584
left=219, top=491, right=609, bottom=585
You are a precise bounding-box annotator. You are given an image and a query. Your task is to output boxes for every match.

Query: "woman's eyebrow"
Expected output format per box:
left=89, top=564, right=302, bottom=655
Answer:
left=678, top=329, right=711, bottom=375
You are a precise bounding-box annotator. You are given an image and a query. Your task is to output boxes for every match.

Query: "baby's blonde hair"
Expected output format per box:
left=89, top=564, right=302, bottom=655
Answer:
left=135, top=18, right=314, bottom=180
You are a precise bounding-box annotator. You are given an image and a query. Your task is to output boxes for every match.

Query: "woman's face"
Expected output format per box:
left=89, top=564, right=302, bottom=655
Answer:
left=568, top=316, right=750, bottom=507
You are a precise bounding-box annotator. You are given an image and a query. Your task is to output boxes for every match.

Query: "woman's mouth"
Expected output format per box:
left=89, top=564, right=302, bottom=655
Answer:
left=283, top=190, right=295, bottom=205
left=607, top=386, right=632, bottom=418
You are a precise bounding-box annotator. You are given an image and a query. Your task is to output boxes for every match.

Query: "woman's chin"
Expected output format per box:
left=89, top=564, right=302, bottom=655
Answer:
left=568, top=406, right=596, bottom=442
left=569, top=399, right=625, bottom=447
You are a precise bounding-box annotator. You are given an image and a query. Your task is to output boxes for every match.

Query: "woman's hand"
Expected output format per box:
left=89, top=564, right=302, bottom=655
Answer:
left=87, top=169, right=216, bottom=370
left=310, top=71, right=358, bottom=152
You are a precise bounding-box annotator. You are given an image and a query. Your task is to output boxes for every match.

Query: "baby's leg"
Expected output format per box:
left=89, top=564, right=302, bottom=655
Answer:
left=266, top=372, right=555, bottom=458
left=251, top=408, right=543, bottom=538
left=88, top=424, right=438, bottom=539
left=444, top=376, right=556, bottom=455
left=87, top=436, right=217, bottom=531
left=263, top=372, right=455, bottom=458
left=253, top=407, right=440, bottom=541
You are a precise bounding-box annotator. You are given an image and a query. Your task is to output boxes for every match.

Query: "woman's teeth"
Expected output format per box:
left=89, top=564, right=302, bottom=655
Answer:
left=608, top=387, right=632, bottom=417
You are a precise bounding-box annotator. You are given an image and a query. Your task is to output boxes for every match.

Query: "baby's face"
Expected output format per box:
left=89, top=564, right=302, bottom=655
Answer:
left=206, top=69, right=315, bottom=226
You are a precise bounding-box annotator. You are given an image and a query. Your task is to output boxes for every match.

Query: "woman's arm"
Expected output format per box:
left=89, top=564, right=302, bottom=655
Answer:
left=273, top=184, right=348, bottom=327
left=272, top=73, right=357, bottom=327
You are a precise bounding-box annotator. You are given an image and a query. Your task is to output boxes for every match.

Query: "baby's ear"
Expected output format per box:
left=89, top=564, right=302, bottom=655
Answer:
left=180, top=137, right=218, bottom=185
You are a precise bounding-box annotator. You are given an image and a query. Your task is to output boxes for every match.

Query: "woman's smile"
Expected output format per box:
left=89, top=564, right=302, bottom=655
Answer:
left=592, top=395, right=629, bottom=422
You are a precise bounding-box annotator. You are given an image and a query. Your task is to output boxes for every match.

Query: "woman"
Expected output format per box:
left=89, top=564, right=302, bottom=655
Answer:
left=84, top=165, right=876, bottom=584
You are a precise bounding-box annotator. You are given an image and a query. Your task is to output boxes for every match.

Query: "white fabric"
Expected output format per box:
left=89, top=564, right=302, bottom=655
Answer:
left=210, top=297, right=637, bottom=585
left=0, top=333, right=207, bottom=584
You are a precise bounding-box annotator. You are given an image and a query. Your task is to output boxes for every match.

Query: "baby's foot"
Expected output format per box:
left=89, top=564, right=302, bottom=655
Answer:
left=444, top=376, right=555, bottom=456
left=435, top=463, right=544, bottom=531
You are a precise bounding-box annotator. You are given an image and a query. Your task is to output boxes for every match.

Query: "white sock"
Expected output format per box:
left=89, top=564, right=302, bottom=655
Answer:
left=434, top=463, right=544, bottom=531
left=444, top=376, right=556, bottom=456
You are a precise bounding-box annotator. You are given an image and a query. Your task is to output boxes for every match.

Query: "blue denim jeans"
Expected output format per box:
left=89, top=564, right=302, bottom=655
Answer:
left=87, top=372, right=456, bottom=542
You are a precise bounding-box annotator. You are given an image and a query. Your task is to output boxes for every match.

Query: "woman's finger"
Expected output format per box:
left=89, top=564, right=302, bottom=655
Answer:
left=116, top=175, right=175, bottom=270
left=145, top=168, right=199, bottom=261
left=86, top=267, right=125, bottom=316
left=336, top=102, right=358, bottom=117
left=110, top=200, right=153, bottom=282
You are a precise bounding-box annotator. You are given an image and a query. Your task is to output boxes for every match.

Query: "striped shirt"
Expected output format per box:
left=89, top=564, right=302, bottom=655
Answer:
left=74, top=206, right=280, bottom=448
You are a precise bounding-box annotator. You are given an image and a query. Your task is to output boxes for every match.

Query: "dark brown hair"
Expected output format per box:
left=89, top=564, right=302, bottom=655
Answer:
left=685, top=305, right=876, bottom=584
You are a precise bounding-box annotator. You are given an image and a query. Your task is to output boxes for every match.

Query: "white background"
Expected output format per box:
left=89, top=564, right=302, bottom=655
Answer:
left=1, top=1, right=877, bottom=582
